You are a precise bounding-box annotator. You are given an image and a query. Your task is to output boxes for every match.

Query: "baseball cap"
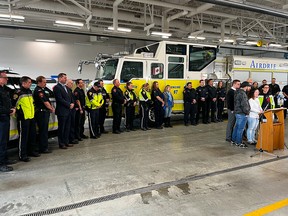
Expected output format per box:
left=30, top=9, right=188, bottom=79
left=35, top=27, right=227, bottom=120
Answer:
left=93, top=81, right=101, bottom=87
left=241, top=81, right=251, bottom=88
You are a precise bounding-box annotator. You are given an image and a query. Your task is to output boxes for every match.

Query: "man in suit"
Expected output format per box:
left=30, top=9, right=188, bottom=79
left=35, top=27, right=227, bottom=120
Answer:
left=53, top=73, right=74, bottom=149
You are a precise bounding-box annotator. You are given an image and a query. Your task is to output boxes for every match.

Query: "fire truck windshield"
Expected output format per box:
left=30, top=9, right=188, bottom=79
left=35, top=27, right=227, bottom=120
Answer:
left=101, top=59, right=119, bottom=80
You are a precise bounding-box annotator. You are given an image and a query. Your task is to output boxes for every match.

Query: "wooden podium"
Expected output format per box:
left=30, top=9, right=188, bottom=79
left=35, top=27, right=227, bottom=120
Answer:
left=256, top=108, right=286, bottom=153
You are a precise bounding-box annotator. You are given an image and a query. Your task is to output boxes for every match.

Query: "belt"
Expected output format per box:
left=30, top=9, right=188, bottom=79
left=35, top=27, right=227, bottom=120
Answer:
left=37, top=109, right=49, bottom=112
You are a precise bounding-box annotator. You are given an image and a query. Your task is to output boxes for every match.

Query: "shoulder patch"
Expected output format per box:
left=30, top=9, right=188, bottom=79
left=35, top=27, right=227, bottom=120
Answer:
left=74, top=91, right=78, bottom=96
left=39, top=92, right=44, bottom=98
left=113, top=89, right=117, bottom=92
left=89, top=92, right=92, bottom=95
left=13, top=94, right=18, bottom=100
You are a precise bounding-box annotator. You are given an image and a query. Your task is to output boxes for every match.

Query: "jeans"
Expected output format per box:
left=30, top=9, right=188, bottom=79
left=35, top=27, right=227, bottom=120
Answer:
left=226, top=109, right=235, bottom=140
left=247, top=117, right=259, bottom=142
left=164, top=106, right=172, bottom=118
left=232, top=114, right=247, bottom=144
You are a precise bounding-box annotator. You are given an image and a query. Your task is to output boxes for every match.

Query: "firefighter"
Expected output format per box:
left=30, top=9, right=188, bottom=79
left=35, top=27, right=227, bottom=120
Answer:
left=33, top=76, right=55, bottom=154
left=206, top=79, right=217, bottom=123
left=124, top=82, right=137, bottom=131
left=139, top=83, right=152, bottom=131
left=151, top=81, right=165, bottom=129
left=183, top=82, right=198, bottom=126
left=196, top=79, right=208, bottom=124
left=14, top=76, right=39, bottom=162
left=99, top=79, right=110, bottom=134
left=86, top=81, right=104, bottom=139
left=216, top=81, right=226, bottom=122
left=111, top=79, right=126, bottom=134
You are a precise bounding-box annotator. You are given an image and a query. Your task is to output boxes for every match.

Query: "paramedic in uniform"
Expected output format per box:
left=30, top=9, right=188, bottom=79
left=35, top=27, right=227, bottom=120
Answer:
left=124, top=81, right=137, bottom=131
left=99, top=79, right=110, bottom=134
left=206, top=79, right=218, bottom=123
left=14, top=76, right=39, bottom=162
left=33, top=76, right=55, bottom=154
left=196, top=79, right=208, bottom=124
left=183, top=82, right=198, bottom=126
left=111, top=79, right=126, bottom=134
left=0, top=70, right=16, bottom=172
left=86, top=81, right=104, bottom=138
left=139, top=83, right=151, bottom=131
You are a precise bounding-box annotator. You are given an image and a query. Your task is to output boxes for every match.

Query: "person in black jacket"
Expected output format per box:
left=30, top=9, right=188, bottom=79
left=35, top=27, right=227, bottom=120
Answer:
left=206, top=79, right=217, bottom=123
left=216, top=81, right=226, bottom=122
left=269, top=78, right=281, bottom=108
left=111, top=79, right=126, bottom=134
left=183, top=82, right=198, bottom=126
left=53, top=73, right=74, bottom=149
left=196, top=79, right=208, bottom=124
left=0, top=70, right=16, bottom=172
left=99, top=79, right=110, bottom=134
left=124, top=82, right=137, bottom=131
left=151, top=81, right=165, bottom=129
left=225, top=79, right=240, bottom=142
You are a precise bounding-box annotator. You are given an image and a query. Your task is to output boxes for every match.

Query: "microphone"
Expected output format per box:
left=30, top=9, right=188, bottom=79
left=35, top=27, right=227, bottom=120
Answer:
left=266, top=97, right=270, bottom=103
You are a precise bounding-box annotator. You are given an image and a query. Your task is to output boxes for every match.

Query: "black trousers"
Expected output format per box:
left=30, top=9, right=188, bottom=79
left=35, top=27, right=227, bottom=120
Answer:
left=125, top=106, right=135, bottom=130
left=184, top=103, right=197, bottom=124
left=140, top=102, right=149, bottom=129
left=75, top=109, right=85, bottom=139
left=112, top=103, right=122, bottom=132
left=57, top=114, right=71, bottom=147
left=217, top=100, right=224, bottom=120
left=69, top=109, right=76, bottom=142
left=35, top=111, right=50, bottom=152
left=0, top=114, right=10, bottom=165
left=196, top=100, right=208, bottom=123
left=88, top=109, right=100, bottom=137
left=99, top=107, right=107, bottom=133
left=18, top=118, right=37, bottom=159
left=284, top=99, right=288, bottom=119
left=154, top=102, right=164, bottom=127
left=207, top=100, right=217, bottom=121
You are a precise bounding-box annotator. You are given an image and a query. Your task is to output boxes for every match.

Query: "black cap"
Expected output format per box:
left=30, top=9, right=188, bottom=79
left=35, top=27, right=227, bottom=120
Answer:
left=241, top=81, right=251, bottom=88
left=93, top=81, right=101, bottom=87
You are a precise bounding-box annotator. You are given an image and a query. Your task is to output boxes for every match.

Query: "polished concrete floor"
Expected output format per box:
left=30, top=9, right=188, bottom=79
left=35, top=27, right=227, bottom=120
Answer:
left=1, top=117, right=288, bottom=216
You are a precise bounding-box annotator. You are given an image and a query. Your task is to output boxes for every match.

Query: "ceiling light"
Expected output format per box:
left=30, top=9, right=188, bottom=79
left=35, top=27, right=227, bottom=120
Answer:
left=162, top=35, right=169, bottom=39
left=151, top=31, right=172, bottom=37
left=35, top=39, right=56, bottom=43
left=269, top=43, right=282, bottom=47
left=55, top=20, right=84, bottom=27
left=0, top=13, right=25, bottom=21
left=219, top=39, right=234, bottom=43
left=246, top=41, right=258, bottom=45
left=107, top=26, right=132, bottom=32
left=188, top=36, right=206, bottom=40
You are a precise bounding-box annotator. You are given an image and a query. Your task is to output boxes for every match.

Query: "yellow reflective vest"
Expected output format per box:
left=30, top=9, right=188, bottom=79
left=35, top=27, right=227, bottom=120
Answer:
left=139, top=88, right=151, bottom=102
left=86, top=89, right=104, bottom=109
left=258, top=94, right=275, bottom=109
left=15, top=88, right=35, bottom=120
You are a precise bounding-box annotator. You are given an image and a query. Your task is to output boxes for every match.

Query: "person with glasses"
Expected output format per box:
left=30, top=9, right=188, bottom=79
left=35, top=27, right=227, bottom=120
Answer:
left=0, top=70, right=16, bottom=172
left=258, top=84, right=275, bottom=110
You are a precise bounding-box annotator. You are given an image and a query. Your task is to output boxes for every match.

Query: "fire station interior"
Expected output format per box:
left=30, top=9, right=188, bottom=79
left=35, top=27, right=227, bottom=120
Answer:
left=1, top=0, right=288, bottom=215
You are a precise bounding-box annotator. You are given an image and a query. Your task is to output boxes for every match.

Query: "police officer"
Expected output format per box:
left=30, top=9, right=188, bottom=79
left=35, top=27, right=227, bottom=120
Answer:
left=183, top=82, right=198, bottom=126
left=216, top=81, right=226, bottom=122
left=151, top=81, right=165, bottom=129
left=111, top=79, right=125, bottom=134
left=33, top=76, right=55, bottom=154
left=139, top=83, right=151, bottom=131
left=99, top=79, right=110, bottom=134
left=196, top=79, right=208, bottom=124
left=14, top=76, right=39, bottom=162
left=0, top=70, right=16, bottom=172
left=124, top=82, right=137, bottom=131
left=74, top=79, right=87, bottom=140
left=206, top=79, right=218, bottom=123
left=269, top=78, right=281, bottom=108
left=86, top=81, right=104, bottom=138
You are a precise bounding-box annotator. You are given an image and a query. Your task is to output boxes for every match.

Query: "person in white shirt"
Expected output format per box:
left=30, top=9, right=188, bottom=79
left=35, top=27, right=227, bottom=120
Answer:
left=247, top=88, right=263, bottom=144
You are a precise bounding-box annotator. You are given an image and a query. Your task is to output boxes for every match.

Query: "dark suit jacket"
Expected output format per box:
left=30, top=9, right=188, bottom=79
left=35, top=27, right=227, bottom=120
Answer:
left=53, top=83, right=72, bottom=116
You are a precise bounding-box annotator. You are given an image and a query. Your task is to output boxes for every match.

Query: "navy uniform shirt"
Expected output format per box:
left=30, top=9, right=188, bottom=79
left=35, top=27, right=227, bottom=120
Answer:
left=207, top=85, right=217, bottom=100
left=73, top=87, right=85, bottom=109
left=111, top=86, right=124, bottom=104
left=183, top=88, right=198, bottom=103
left=269, top=83, right=280, bottom=96
left=152, top=88, right=163, bottom=105
left=33, top=85, right=51, bottom=111
left=196, top=86, right=208, bottom=101
left=124, top=89, right=137, bottom=107
left=100, top=87, right=110, bottom=108
left=282, top=85, right=288, bottom=99
left=217, top=87, right=226, bottom=100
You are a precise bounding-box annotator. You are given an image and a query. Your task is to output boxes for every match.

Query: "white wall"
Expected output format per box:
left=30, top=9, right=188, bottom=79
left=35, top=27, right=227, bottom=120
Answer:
left=0, top=36, right=147, bottom=80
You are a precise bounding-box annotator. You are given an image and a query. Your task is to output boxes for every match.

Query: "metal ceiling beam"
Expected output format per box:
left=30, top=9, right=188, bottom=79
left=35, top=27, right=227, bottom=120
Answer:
left=197, top=0, right=288, bottom=19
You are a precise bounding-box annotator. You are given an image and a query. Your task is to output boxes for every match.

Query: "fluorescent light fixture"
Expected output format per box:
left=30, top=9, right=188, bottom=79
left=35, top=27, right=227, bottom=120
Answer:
left=107, top=26, right=132, bottom=32
left=151, top=31, right=172, bottom=37
left=162, top=35, right=169, bottom=39
left=188, top=35, right=206, bottom=40
left=269, top=43, right=282, bottom=47
left=55, top=20, right=84, bottom=27
left=246, top=41, right=258, bottom=45
left=35, top=39, right=56, bottom=43
left=0, top=14, right=25, bottom=20
left=219, top=39, right=235, bottom=43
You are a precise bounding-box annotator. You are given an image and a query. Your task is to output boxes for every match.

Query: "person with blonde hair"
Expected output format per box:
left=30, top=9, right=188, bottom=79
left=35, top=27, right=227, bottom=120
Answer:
left=163, top=85, right=174, bottom=127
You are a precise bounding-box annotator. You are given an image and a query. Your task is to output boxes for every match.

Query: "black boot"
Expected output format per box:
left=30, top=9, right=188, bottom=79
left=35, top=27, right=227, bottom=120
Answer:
left=164, top=118, right=169, bottom=127
left=168, top=117, right=173, bottom=127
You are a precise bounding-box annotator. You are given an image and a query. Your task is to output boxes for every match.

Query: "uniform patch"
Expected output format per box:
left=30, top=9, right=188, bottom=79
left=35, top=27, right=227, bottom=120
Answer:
left=113, top=89, right=116, bottom=92
left=89, top=92, right=92, bottom=95
left=39, top=92, right=44, bottom=98
left=13, top=94, right=18, bottom=100
left=74, top=91, right=78, bottom=96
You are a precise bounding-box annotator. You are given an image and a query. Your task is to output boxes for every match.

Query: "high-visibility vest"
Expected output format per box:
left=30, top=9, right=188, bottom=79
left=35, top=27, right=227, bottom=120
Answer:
left=258, top=95, right=275, bottom=109
left=86, top=92, right=104, bottom=109
left=16, top=93, right=35, bottom=120
left=139, top=88, right=151, bottom=102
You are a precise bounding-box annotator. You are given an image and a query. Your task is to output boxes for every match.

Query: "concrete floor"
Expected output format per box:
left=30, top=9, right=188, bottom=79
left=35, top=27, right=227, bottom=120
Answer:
left=1, top=117, right=288, bottom=216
